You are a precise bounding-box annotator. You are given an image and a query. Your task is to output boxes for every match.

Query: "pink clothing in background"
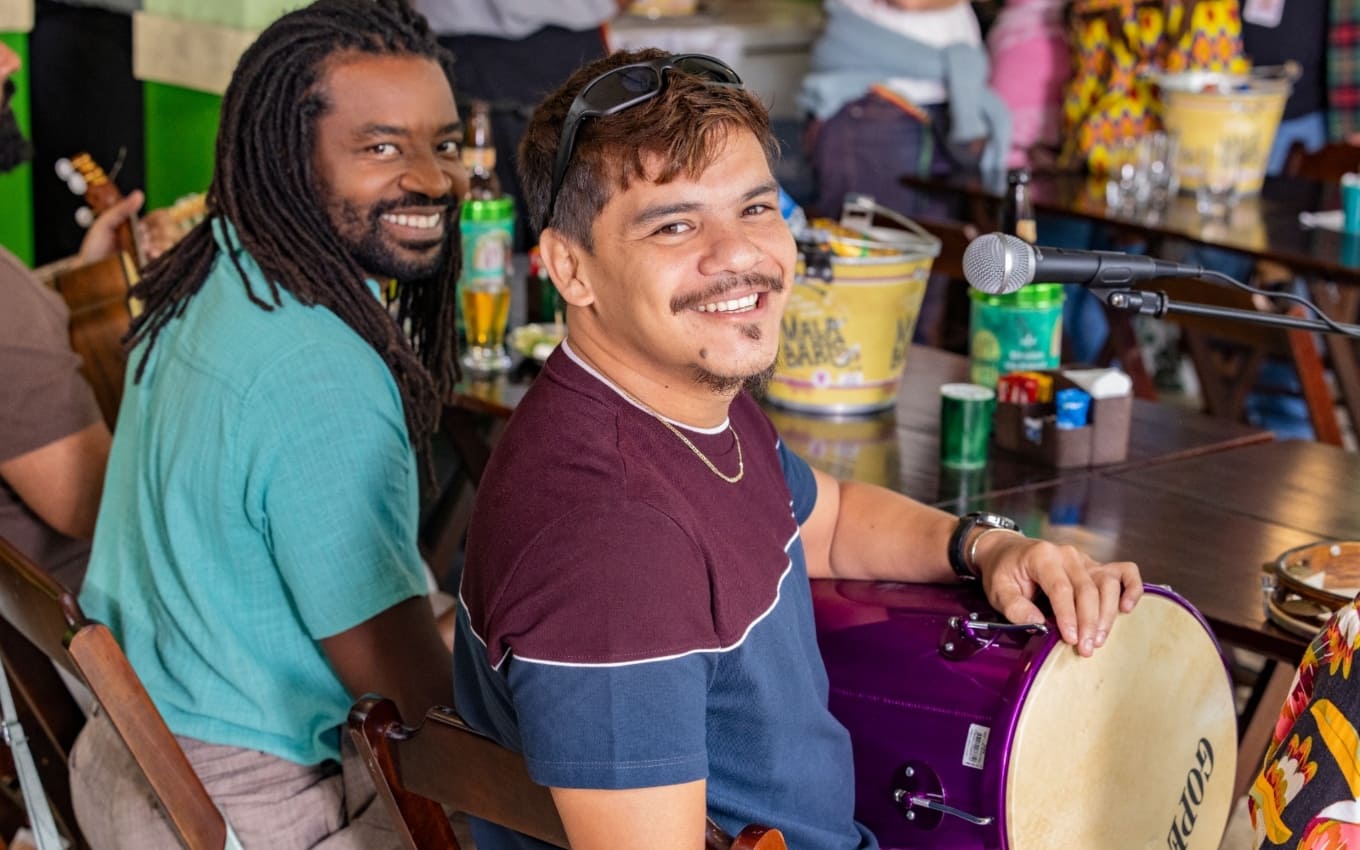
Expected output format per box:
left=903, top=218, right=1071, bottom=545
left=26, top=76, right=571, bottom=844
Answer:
left=987, top=0, right=1069, bottom=169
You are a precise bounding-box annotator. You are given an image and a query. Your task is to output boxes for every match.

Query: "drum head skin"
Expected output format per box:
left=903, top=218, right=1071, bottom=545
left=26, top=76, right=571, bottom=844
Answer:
left=1006, top=592, right=1237, bottom=849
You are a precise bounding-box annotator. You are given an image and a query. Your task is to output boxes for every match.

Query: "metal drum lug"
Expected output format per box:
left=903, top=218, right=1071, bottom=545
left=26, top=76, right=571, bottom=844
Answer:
left=940, top=612, right=1049, bottom=660
left=892, top=761, right=994, bottom=829
left=896, top=791, right=995, bottom=827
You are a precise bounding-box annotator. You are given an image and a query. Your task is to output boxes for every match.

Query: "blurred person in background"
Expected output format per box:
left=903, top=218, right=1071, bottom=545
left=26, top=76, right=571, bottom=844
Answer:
left=799, top=0, right=1010, bottom=348
left=800, top=0, right=1010, bottom=219
left=412, top=0, right=627, bottom=249
left=1242, top=0, right=1330, bottom=172
left=986, top=0, right=1067, bottom=171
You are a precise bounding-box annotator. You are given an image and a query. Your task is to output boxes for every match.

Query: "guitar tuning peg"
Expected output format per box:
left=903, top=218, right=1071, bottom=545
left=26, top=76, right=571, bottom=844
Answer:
left=67, top=174, right=87, bottom=195
left=54, top=158, right=73, bottom=180
left=74, top=206, right=94, bottom=228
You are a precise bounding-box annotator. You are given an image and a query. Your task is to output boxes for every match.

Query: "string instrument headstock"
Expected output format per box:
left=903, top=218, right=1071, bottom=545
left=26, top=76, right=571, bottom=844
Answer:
left=57, top=151, right=144, bottom=267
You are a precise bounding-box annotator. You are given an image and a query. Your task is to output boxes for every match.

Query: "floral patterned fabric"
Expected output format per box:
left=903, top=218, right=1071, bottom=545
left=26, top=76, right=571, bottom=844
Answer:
left=1062, top=0, right=1249, bottom=175
left=1251, top=600, right=1360, bottom=848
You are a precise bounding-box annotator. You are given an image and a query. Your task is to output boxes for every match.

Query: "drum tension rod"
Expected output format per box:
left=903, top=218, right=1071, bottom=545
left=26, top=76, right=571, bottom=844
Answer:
left=893, top=784, right=994, bottom=826
left=941, top=614, right=1049, bottom=660
left=950, top=614, right=1050, bottom=636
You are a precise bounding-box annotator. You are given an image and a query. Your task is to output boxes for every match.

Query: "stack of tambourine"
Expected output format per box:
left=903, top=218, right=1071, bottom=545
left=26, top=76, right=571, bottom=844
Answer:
left=1264, top=541, right=1360, bottom=638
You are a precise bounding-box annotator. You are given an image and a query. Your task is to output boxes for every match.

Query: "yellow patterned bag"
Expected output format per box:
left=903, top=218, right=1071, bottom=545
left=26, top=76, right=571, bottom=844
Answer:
left=1062, top=0, right=1249, bottom=175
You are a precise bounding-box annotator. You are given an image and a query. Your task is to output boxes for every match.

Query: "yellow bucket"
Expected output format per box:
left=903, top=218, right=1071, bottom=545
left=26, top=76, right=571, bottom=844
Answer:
left=768, top=198, right=940, bottom=415
left=1156, top=70, right=1291, bottom=195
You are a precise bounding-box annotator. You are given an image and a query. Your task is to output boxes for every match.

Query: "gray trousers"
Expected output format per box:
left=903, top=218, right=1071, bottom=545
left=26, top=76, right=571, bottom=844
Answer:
left=69, top=708, right=404, bottom=849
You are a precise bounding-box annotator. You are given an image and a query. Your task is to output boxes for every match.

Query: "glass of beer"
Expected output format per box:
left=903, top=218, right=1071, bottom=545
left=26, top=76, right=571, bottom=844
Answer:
left=461, top=275, right=512, bottom=374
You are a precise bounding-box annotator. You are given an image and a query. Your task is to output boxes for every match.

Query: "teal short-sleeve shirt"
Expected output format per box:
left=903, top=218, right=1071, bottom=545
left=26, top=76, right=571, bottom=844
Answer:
left=80, top=221, right=429, bottom=765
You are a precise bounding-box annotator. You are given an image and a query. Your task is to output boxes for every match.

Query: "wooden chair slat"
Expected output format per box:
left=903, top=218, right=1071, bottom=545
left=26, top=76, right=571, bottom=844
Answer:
left=0, top=535, right=227, bottom=850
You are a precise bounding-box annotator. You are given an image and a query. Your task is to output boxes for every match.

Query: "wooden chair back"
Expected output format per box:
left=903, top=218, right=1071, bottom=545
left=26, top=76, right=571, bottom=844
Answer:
left=1283, top=142, right=1360, bottom=183
left=349, top=696, right=786, bottom=850
left=0, top=536, right=228, bottom=850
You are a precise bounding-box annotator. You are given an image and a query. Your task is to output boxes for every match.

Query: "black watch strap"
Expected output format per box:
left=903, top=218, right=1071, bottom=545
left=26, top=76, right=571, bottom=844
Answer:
left=948, top=511, right=1019, bottom=581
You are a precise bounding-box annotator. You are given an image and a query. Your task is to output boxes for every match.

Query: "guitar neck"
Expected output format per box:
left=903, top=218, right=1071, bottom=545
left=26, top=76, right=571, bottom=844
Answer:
left=114, top=214, right=142, bottom=268
left=70, top=152, right=146, bottom=269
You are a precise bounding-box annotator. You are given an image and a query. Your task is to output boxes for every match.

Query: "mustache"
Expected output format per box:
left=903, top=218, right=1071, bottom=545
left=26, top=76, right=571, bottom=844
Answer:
left=671, top=272, right=784, bottom=314
left=369, top=192, right=458, bottom=220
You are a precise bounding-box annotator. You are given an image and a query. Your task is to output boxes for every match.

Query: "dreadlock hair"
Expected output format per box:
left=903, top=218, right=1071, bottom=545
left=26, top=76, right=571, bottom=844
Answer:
left=126, top=0, right=460, bottom=474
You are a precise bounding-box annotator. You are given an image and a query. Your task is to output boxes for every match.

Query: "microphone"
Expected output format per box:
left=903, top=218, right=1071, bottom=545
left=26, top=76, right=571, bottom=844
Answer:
left=962, top=233, right=1206, bottom=295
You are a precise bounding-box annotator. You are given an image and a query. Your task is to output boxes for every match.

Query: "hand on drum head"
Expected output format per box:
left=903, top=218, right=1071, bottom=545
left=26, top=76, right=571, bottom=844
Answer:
left=972, top=533, right=1142, bottom=658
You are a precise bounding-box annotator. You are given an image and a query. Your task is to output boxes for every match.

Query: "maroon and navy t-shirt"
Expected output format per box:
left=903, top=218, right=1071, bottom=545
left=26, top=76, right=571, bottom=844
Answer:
left=453, top=343, right=875, bottom=850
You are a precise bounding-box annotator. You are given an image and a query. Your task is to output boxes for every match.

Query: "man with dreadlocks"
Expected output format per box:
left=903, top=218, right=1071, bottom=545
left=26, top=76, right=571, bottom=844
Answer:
left=69, top=1, right=464, bottom=846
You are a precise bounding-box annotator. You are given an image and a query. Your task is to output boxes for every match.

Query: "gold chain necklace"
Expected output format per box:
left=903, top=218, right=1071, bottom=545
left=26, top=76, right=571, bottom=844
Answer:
left=616, top=388, right=744, bottom=484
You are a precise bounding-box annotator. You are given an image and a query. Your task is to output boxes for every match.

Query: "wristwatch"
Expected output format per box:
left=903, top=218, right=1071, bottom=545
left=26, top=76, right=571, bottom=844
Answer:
left=948, top=511, right=1020, bottom=581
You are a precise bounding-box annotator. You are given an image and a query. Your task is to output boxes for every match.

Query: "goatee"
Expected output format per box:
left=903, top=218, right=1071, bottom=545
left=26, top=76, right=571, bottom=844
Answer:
left=691, top=362, right=775, bottom=397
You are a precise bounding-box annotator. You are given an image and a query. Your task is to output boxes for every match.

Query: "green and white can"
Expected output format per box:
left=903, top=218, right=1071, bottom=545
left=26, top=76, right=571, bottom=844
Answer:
left=968, top=283, right=1065, bottom=388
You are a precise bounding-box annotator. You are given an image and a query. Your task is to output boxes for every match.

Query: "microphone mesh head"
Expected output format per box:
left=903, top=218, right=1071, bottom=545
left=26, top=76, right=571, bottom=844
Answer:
left=962, top=233, right=1034, bottom=295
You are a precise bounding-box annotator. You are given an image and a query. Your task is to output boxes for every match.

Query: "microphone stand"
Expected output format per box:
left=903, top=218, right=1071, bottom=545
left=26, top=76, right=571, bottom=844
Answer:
left=1090, top=287, right=1360, bottom=337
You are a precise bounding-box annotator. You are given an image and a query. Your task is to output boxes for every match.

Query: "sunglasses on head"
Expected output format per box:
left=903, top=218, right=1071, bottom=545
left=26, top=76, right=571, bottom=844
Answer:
left=546, top=53, right=743, bottom=224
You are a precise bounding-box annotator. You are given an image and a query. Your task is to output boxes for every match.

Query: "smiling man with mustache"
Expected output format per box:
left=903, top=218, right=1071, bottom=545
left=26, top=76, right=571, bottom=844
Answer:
left=454, top=48, right=1144, bottom=850
left=70, top=2, right=465, bottom=846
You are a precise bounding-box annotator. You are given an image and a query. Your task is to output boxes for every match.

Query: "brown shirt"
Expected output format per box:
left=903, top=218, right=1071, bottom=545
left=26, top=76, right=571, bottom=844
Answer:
left=0, top=245, right=102, bottom=589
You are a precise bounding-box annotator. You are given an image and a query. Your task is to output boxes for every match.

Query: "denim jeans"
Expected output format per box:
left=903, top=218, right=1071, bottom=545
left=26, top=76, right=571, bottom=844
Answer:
left=807, top=93, right=980, bottom=345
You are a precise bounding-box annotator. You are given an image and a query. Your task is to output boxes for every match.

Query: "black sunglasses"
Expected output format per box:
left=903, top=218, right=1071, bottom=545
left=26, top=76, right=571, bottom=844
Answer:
left=546, top=53, right=743, bottom=224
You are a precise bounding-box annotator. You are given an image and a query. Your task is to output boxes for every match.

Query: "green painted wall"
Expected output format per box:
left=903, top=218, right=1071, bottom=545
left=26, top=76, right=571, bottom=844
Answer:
left=0, top=31, right=32, bottom=266
left=143, top=81, right=219, bottom=209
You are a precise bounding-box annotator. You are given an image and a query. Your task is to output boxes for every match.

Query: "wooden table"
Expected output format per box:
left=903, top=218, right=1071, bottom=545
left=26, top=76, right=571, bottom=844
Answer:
left=1112, top=439, right=1360, bottom=540
left=769, top=344, right=1270, bottom=506
left=904, top=171, right=1360, bottom=284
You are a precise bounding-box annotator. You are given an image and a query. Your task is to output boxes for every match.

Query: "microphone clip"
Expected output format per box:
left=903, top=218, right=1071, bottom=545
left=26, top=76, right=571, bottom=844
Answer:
left=1096, top=289, right=1169, bottom=318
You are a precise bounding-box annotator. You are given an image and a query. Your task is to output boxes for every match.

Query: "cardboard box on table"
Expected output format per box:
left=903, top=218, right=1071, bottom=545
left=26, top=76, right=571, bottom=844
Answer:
left=993, top=369, right=1132, bottom=468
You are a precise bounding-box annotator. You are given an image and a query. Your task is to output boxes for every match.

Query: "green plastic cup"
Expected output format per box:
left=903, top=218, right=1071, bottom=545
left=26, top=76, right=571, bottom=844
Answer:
left=939, top=383, right=996, bottom=469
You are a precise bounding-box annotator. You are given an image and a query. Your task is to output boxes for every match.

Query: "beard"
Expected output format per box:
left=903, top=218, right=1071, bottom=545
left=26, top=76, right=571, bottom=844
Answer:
left=324, top=190, right=456, bottom=284
left=680, top=271, right=784, bottom=396
left=0, top=98, right=32, bottom=174
left=691, top=362, right=775, bottom=396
